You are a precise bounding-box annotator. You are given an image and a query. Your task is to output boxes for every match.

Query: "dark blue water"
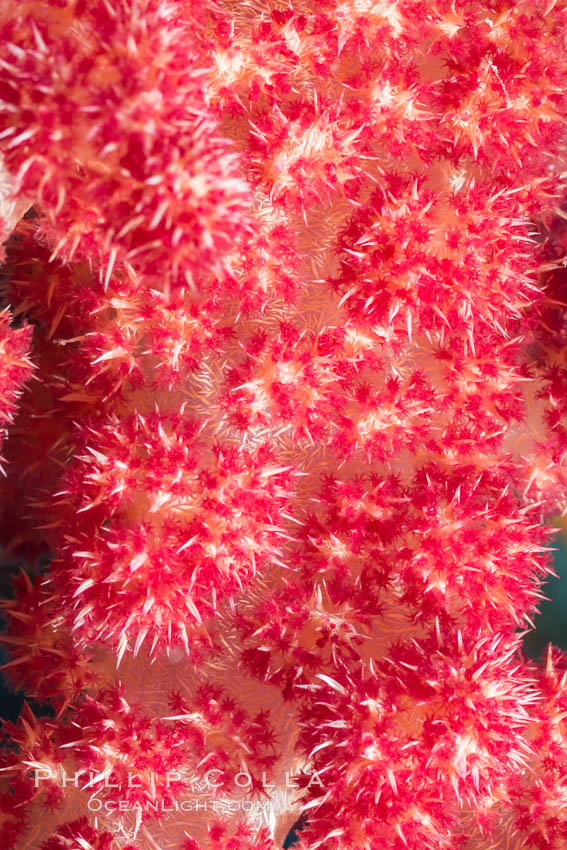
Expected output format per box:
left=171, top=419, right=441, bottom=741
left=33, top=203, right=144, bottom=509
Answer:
left=523, top=530, right=567, bottom=659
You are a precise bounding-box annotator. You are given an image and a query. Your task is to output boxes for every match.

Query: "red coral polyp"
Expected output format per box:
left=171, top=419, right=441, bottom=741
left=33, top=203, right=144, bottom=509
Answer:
left=48, top=410, right=294, bottom=660
left=0, top=0, right=253, bottom=296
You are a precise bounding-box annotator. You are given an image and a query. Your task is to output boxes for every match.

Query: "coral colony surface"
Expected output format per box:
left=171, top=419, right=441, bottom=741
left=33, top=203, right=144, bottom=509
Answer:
left=3, top=1, right=567, bottom=850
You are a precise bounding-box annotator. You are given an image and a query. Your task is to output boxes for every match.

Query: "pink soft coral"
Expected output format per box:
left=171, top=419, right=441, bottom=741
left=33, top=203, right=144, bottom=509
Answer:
left=0, top=2, right=567, bottom=850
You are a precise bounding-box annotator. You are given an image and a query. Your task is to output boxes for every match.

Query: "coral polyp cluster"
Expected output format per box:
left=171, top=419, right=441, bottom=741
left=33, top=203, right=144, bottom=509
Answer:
left=0, top=0, right=253, bottom=295
left=1, top=1, right=567, bottom=849
left=50, top=411, right=293, bottom=659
